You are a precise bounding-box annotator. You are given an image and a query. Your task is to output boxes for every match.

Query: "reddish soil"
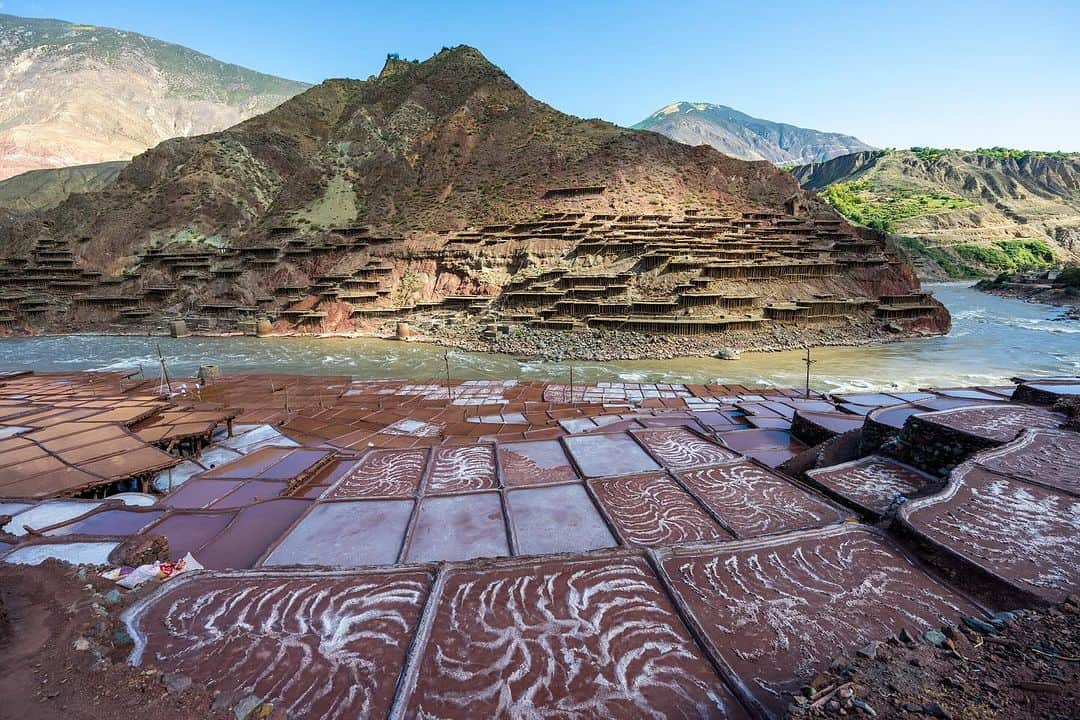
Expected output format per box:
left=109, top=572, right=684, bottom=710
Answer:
left=0, top=561, right=226, bottom=720
left=788, top=596, right=1080, bottom=719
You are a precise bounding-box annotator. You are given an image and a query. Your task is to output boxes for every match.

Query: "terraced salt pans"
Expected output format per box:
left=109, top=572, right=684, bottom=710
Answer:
left=424, top=445, right=498, bottom=494
left=898, top=461, right=1080, bottom=604
left=543, top=382, right=693, bottom=404
left=677, top=459, right=845, bottom=538
left=913, top=403, right=1066, bottom=444
left=496, top=439, right=579, bottom=486
left=125, top=556, right=749, bottom=720
left=322, top=448, right=428, bottom=499
left=4, top=498, right=107, bottom=536
left=124, top=528, right=985, bottom=720
left=588, top=472, right=730, bottom=546
left=3, top=540, right=119, bottom=566
left=657, top=524, right=983, bottom=717
left=805, top=455, right=939, bottom=517
left=974, top=428, right=1080, bottom=496
left=631, top=426, right=741, bottom=469
left=124, top=568, right=433, bottom=720
left=401, top=554, right=748, bottom=719
left=346, top=379, right=519, bottom=405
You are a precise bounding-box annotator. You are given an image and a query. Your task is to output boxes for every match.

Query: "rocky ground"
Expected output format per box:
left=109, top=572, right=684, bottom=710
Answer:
left=786, top=596, right=1080, bottom=719
left=429, top=318, right=941, bottom=361
left=0, top=561, right=281, bottom=720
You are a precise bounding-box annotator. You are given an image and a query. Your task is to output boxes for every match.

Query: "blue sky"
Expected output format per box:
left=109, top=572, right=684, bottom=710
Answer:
left=3, top=0, right=1078, bottom=150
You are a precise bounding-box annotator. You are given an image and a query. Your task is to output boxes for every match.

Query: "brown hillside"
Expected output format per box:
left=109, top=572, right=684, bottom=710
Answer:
left=0, top=47, right=945, bottom=355
left=14, top=47, right=798, bottom=271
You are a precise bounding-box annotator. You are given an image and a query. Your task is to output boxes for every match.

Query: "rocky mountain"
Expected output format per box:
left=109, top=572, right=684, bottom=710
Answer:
left=633, top=102, right=874, bottom=166
left=0, top=13, right=309, bottom=180
left=0, top=47, right=944, bottom=352
left=8, top=47, right=826, bottom=268
left=0, top=161, right=127, bottom=212
left=792, top=149, right=1080, bottom=276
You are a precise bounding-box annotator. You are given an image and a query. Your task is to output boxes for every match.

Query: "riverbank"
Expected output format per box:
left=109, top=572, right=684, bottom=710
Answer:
left=0, top=307, right=946, bottom=362
left=975, top=270, right=1080, bottom=320
left=429, top=316, right=939, bottom=361
left=0, top=284, right=1076, bottom=391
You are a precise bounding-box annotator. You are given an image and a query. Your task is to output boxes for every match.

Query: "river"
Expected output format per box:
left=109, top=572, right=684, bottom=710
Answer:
left=1, top=283, right=1076, bottom=393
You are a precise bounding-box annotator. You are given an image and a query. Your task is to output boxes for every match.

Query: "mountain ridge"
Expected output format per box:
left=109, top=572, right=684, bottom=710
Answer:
left=0, top=161, right=127, bottom=212
left=633, top=101, right=874, bottom=166
left=791, top=148, right=1080, bottom=276
left=11, top=46, right=812, bottom=269
left=0, top=12, right=310, bottom=180
left=0, top=46, right=945, bottom=352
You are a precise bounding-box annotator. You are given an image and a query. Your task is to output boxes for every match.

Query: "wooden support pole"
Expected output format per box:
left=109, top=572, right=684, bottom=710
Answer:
left=803, top=346, right=816, bottom=399
left=444, top=351, right=454, bottom=404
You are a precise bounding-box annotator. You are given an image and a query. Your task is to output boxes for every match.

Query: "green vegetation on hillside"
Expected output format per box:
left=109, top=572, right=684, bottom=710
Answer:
left=954, top=239, right=1055, bottom=272
left=898, top=237, right=971, bottom=277
left=910, top=147, right=947, bottom=162
left=910, top=146, right=1079, bottom=162
left=899, top=236, right=1056, bottom=278
left=821, top=179, right=975, bottom=232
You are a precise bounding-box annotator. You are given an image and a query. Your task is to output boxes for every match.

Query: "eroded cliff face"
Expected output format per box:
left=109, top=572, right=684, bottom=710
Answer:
left=793, top=149, right=1080, bottom=262
left=3, top=46, right=808, bottom=273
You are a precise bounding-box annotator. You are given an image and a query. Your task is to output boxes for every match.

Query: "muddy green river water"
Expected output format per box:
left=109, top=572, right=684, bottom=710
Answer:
left=1, top=284, right=1076, bottom=393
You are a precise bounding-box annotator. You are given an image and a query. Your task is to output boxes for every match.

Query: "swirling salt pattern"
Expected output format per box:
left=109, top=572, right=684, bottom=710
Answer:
left=409, top=556, right=746, bottom=719
left=141, top=573, right=430, bottom=720
left=426, top=445, right=498, bottom=494
left=923, top=405, right=1064, bottom=443
left=908, top=469, right=1080, bottom=597
left=634, top=428, right=740, bottom=470
left=976, top=430, right=1080, bottom=495
left=662, top=528, right=977, bottom=715
left=808, top=456, right=930, bottom=513
left=324, top=448, right=427, bottom=499
left=679, top=461, right=840, bottom=538
left=590, top=473, right=729, bottom=546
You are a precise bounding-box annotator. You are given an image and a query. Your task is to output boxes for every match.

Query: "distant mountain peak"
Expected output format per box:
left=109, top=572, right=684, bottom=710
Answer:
left=633, top=102, right=874, bottom=166
left=0, top=12, right=310, bottom=180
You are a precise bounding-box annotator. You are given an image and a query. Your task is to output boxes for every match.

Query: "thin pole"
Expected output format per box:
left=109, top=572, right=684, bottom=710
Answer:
left=444, top=351, right=454, bottom=403
left=157, top=343, right=173, bottom=396
left=803, top=346, right=816, bottom=399
left=567, top=346, right=574, bottom=406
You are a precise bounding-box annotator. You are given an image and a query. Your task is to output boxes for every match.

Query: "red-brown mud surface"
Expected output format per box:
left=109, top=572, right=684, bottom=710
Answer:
left=0, top=561, right=224, bottom=720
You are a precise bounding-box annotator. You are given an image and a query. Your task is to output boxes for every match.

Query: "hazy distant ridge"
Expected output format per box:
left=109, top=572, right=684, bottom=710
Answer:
left=633, top=102, right=874, bottom=166
left=0, top=13, right=310, bottom=180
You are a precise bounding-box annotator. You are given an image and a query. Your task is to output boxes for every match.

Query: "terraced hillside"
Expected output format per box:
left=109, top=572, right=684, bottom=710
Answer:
left=0, top=13, right=309, bottom=180
left=792, top=148, right=1080, bottom=277
left=0, top=47, right=945, bottom=354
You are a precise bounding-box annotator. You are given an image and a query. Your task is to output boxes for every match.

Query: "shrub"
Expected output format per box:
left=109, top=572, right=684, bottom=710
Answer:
left=1058, top=266, right=1080, bottom=287
left=821, top=180, right=974, bottom=233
